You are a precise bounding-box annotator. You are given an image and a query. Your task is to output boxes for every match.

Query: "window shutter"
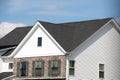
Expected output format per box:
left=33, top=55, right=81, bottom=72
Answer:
left=17, top=62, right=20, bottom=77
left=58, top=60, right=61, bottom=75
left=41, top=60, right=44, bottom=76
left=48, top=61, right=51, bottom=76
left=32, top=61, right=35, bottom=76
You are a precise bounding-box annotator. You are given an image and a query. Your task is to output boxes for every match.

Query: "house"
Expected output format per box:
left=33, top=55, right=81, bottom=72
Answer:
left=0, top=18, right=120, bottom=80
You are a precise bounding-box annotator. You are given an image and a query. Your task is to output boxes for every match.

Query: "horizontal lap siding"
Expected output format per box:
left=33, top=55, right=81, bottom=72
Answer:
left=69, top=24, right=120, bottom=80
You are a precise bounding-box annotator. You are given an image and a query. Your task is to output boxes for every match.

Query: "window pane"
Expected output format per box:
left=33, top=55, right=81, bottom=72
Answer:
left=69, top=61, right=75, bottom=67
left=99, top=64, right=104, bottom=70
left=35, top=61, right=42, bottom=68
left=20, top=62, right=27, bottom=76
left=52, top=68, right=59, bottom=75
left=38, top=37, right=42, bottom=46
left=69, top=60, right=75, bottom=75
left=69, top=68, right=74, bottom=75
left=20, top=69, right=26, bottom=76
left=20, top=62, right=26, bottom=69
left=9, top=63, right=13, bottom=69
left=51, top=60, right=58, bottom=67
left=34, top=61, right=44, bottom=76
left=49, top=60, right=61, bottom=76
left=35, top=68, right=42, bottom=76
left=99, top=71, right=104, bottom=78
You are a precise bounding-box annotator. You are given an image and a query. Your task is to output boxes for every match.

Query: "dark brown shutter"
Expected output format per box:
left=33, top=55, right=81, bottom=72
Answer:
left=58, top=60, right=61, bottom=75
left=41, top=60, right=44, bottom=76
left=32, top=61, right=35, bottom=76
left=17, top=62, right=20, bottom=77
left=48, top=60, right=51, bottom=76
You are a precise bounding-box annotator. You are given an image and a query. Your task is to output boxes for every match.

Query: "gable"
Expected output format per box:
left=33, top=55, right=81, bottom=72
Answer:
left=0, top=18, right=112, bottom=53
left=14, top=24, right=65, bottom=58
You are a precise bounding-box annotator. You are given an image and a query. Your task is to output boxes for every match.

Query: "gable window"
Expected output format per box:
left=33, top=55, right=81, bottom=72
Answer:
left=48, top=60, right=61, bottom=76
left=69, top=60, right=75, bottom=75
left=38, top=37, right=42, bottom=46
left=9, top=63, right=13, bottom=69
left=17, top=61, right=28, bottom=77
left=99, top=64, right=104, bottom=78
left=33, top=60, right=44, bottom=76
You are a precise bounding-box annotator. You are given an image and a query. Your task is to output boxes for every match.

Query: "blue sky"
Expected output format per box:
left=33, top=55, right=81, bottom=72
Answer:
left=0, top=0, right=120, bottom=25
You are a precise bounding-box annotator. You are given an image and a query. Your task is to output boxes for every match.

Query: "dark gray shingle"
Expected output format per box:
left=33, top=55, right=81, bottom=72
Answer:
left=0, top=27, right=32, bottom=49
left=0, top=18, right=112, bottom=52
left=0, top=72, right=13, bottom=79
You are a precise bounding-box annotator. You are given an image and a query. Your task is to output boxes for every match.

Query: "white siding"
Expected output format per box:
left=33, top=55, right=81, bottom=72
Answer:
left=14, top=25, right=64, bottom=58
left=0, top=58, right=3, bottom=73
left=68, top=24, right=120, bottom=80
left=0, top=51, right=9, bottom=73
left=0, top=50, right=13, bottom=73
left=2, top=58, right=13, bottom=72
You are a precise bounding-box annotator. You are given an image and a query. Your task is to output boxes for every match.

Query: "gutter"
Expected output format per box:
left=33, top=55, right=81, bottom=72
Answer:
left=0, top=46, right=16, bottom=52
left=1, top=75, right=14, bottom=80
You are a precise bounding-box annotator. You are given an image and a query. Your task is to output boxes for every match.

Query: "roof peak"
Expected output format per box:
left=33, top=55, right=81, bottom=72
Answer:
left=0, top=18, right=113, bottom=51
left=38, top=18, right=112, bottom=25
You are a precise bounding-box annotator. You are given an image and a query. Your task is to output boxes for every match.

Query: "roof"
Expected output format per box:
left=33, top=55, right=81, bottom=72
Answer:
left=0, top=27, right=32, bottom=49
left=0, top=18, right=112, bottom=52
left=0, top=72, right=13, bottom=79
left=2, top=48, right=15, bottom=56
left=40, top=18, right=112, bottom=51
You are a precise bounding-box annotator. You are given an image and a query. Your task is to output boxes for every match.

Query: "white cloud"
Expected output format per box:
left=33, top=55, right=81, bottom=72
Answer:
left=0, top=22, right=26, bottom=38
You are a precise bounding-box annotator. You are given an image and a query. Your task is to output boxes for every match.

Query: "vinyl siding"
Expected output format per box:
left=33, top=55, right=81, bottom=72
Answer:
left=0, top=51, right=13, bottom=73
left=68, top=23, right=120, bottom=80
left=14, top=25, right=64, bottom=58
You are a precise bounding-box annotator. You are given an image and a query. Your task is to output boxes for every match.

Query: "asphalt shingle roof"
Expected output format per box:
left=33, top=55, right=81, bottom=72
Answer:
left=1, top=48, right=15, bottom=56
left=0, top=27, right=32, bottom=49
left=41, top=18, right=112, bottom=51
left=0, top=72, right=13, bottom=79
left=0, top=18, right=112, bottom=52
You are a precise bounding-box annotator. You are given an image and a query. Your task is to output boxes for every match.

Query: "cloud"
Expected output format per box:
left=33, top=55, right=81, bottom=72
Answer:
left=0, top=22, right=26, bottom=38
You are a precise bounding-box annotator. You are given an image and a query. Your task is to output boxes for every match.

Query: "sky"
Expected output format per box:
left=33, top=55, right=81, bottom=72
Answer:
left=0, top=0, right=120, bottom=38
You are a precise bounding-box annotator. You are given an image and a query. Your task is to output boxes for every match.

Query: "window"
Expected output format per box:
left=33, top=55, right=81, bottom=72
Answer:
left=33, top=60, right=44, bottom=76
left=17, top=61, right=28, bottom=77
left=9, top=63, right=13, bottom=69
left=69, top=60, right=75, bottom=75
left=99, top=64, right=104, bottom=78
left=49, top=60, right=61, bottom=76
left=38, top=37, right=42, bottom=46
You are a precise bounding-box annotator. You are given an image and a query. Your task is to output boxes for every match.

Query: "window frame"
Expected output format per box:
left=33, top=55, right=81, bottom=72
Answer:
left=99, top=64, right=104, bottom=78
left=33, top=60, right=44, bottom=76
left=17, top=61, right=28, bottom=77
left=38, top=37, right=42, bottom=46
left=9, top=63, right=13, bottom=69
left=48, top=60, right=61, bottom=76
left=69, top=60, right=75, bottom=76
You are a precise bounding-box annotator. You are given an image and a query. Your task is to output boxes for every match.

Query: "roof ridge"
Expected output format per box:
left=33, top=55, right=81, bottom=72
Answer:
left=58, top=18, right=112, bottom=24
left=0, top=18, right=114, bottom=51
